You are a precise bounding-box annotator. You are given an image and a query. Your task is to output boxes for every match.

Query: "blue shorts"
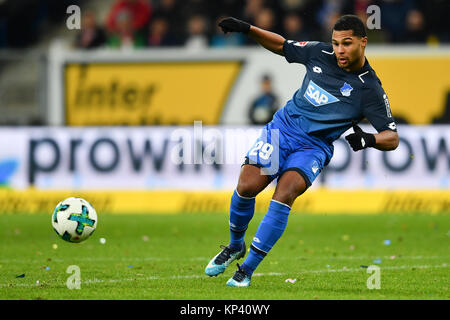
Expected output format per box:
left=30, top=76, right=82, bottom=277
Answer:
left=245, top=107, right=333, bottom=187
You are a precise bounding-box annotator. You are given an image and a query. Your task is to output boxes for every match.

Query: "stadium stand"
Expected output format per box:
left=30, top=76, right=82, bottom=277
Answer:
left=0, top=0, right=449, bottom=125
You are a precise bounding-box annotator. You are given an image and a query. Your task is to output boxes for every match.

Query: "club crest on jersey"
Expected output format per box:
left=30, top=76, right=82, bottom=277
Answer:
left=340, top=82, right=353, bottom=97
left=304, top=80, right=339, bottom=107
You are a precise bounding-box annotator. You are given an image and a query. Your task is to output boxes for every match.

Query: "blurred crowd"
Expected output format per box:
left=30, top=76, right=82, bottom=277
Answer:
left=0, top=0, right=448, bottom=49
left=73, top=0, right=449, bottom=50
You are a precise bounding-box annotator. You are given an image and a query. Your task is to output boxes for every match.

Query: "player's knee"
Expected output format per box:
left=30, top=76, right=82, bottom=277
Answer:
left=272, top=190, right=298, bottom=208
left=273, top=173, right=307, bottom=206
left=236, top=181, right=259, bottom=198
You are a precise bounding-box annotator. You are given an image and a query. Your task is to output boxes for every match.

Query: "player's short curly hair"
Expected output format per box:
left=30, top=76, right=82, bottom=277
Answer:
left=333, top=15, right=367, bottom=38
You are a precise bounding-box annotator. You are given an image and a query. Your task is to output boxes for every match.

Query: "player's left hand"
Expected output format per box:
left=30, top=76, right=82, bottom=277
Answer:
left=345, top=125, right=376, bottom=151
left=218, top=17, right=251, bottom=34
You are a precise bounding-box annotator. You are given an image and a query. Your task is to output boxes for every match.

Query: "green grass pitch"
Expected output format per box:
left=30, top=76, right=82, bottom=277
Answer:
left=0, top=212, right=448, bottom=300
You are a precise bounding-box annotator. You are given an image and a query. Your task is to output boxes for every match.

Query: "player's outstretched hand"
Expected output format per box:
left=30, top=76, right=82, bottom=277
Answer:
left=218, top=17, right=251, bottom=34
left=345, top=125, right=376, bottom=151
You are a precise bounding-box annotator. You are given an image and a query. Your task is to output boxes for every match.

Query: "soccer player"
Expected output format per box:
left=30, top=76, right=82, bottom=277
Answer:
left=205, top=15, right=399, bottom=287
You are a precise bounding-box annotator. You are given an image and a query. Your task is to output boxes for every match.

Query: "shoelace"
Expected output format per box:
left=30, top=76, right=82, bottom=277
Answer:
left=214, top=245, right=232, bottom=264
left=232, top=263, right=247, bottom=282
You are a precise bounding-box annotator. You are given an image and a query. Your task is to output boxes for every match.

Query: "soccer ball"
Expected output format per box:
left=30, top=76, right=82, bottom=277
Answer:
left=52, top=197, right=97, bottom=243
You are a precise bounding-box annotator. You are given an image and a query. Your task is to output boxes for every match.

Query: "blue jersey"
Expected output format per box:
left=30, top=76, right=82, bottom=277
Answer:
left=281, top=40, right=397, bottom=145
left=245, top=40, right=397, bottom=186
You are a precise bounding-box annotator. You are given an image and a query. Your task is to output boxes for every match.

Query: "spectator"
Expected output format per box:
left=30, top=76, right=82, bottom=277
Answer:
left=152, top=0, right=184, bottom=35
left=282, top=13, right=311, bottom=40
left=280, top=0, right=310, bottom=11
left=404, top=9, right=427, bottom=43
left=214, top=0, right=242, bottom=18
left=107, top=10, right=146, bottom=49
left=181, top=0, right=214, bottom=17
left=347, top=0, right=374, bottom=18
left=248, top=74, right=279, bottom=125
left=184, top=15, right=209, bottom=50
left=147, top=16, right=179, bottom=46
left=73, top=10, right=106, bottom=49
left=241, top=7, right=278, bottom=45
left=106, top=0, right=152, bottom=34
left=254, top=7, right=277, bottom=31
left=378, top=0, right=415, bottom=42
left=315, top=11, right=341, bottom=42
left=316, top=0, right=344, bottom=41
left=242, top=0, right=265, bottom=25
left=342, top=0, right=388, bottom=43
left=417, top=0, right=450, bottom=43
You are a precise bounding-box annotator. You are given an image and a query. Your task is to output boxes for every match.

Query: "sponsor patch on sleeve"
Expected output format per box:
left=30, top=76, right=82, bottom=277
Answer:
left=294, top=41, right=309, bottom=47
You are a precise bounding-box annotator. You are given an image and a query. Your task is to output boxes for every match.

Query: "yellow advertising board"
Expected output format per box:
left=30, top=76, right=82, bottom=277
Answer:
left=64, top=54, right=449, bottom=126
left=65, top=61, right=242, bottom=125
left=369, top=56, right=450, bottom=124
left=1, top=189, right=448, bottom=215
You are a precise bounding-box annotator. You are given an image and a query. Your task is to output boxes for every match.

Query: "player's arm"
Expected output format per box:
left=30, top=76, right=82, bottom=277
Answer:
left=346, top=84, right=399, bottom=152
left=218, top=17, right=285, bottom=55
left=373, top=129, right=399, bottom=151
left=345, top=125, right=398, bottom=152
left=248, top=26, right=285, bottom=55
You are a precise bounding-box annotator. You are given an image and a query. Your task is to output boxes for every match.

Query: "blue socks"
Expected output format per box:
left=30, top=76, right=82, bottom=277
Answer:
left=241, top=200, right=291, bottom=276
left=228, top=190, right=292, bottom=277
left=228, top=189, right=255, bottom=251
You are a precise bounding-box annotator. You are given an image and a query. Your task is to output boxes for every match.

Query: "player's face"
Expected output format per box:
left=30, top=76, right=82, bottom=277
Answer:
left=332, top=30, right=367, bottom=71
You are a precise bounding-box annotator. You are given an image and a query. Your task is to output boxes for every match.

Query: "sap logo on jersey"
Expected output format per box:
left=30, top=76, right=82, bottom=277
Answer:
left=304, top=80, right=340, bottom=107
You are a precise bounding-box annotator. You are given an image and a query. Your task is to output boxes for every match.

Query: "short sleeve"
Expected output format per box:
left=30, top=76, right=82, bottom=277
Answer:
left=362, top=83, right=397, bottom=132
left=283, top=40, right=320, bottom=64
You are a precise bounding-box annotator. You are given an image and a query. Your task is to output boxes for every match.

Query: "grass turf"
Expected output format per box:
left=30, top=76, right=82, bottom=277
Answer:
left=0, top=212, right=448, bottom=300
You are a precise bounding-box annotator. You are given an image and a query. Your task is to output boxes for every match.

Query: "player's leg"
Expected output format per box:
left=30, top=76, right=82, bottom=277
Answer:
left=205, top=164, right=271, bottom=277
left=226, top=171, right=307, bottom=286
left=206, top=115, right=289, bottom=279
left=206, top=117, right=286, bottom=277
left=226, top=141, right=328, bottom=286
left=229, top=163, right=271, bottom=249
left=271, top=170, right=308, bottom=207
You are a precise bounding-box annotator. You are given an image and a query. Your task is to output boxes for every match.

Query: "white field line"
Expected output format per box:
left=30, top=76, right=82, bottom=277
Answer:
left=0, top=255, right=449, bottom=264
left=0, top=264, right=448, bottom=288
